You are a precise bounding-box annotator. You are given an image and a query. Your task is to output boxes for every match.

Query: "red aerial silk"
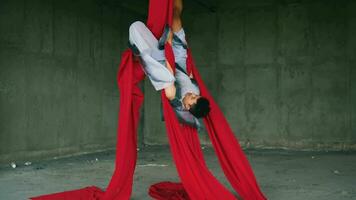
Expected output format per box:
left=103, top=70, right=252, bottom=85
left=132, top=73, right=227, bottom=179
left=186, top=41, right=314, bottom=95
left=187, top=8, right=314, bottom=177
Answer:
left=30, top=0, right=267, bottom=199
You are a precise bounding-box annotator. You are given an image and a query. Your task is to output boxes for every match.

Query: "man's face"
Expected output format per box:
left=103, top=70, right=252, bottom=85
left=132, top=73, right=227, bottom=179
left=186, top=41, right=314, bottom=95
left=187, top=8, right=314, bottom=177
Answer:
left=183, top=92, right=200, bottom=110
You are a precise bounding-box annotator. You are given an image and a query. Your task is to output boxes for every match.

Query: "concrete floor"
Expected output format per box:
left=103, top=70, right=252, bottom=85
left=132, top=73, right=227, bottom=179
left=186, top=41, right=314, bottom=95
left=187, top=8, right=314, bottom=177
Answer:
left=0, top=146, right=355, bottom=200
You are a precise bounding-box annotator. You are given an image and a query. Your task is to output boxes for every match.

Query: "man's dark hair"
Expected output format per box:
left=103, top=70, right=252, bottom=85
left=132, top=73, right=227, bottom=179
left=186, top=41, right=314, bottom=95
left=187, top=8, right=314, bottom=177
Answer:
left=189, top=97, right=211, bottom=118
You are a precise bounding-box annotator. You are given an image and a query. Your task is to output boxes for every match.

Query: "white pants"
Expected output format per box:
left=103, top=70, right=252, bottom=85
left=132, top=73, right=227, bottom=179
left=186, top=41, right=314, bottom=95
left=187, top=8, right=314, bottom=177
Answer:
left=129, top=21, right=175, bottom=91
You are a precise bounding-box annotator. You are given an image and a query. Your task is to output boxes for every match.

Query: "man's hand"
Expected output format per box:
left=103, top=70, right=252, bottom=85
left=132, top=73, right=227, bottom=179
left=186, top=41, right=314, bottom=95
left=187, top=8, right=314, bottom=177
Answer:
left=164, top=83, right=176, bottom=100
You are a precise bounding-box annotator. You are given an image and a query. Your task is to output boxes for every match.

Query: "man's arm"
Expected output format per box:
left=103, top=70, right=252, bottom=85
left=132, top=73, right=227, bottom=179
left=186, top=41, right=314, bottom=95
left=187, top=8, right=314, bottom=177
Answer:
left=165, top=83, right=176, bottom=100
left=164, top=60, right=176, bottom=100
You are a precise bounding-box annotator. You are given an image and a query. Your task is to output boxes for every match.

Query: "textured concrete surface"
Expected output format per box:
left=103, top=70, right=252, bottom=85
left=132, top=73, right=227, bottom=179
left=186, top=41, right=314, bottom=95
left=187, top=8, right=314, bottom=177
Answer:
left=0, top=146, right=355, bottom=200
left=1, top=0, right=356, bottom=164
left=0, top=0, right=145, bottom=163
left=142, top=0, right=356, bottom=150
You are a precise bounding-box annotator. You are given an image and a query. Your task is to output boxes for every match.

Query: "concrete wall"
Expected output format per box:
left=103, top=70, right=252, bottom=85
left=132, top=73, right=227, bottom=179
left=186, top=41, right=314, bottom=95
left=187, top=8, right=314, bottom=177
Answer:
left=144, top=0, right=356, bottom=151
left=1, top=0, right=355, bottom=163
left=215, top=0, right=356, bottom=150
left=0, top=0, right=145, bottom=163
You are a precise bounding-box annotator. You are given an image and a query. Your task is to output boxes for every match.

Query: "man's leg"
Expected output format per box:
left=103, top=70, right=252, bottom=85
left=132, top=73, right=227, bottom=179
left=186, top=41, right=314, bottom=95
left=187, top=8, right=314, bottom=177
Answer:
left=129, top=21, right=177, bottom=99
left=163, top=0, right=184, bottom=98
left=164, top=0, right=183, bottom=46
left=129, top=21, right=176, bottom=91
left=172, top=0, right=183, bottom=33
left=159, top=0, right=183, bottom=75
left=170, top=0, right=194, bottom=78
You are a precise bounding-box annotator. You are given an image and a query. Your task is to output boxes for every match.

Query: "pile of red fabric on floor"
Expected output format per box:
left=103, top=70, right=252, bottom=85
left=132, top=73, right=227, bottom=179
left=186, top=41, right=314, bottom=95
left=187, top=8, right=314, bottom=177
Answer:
left=30, top=0, right=267, bottom=199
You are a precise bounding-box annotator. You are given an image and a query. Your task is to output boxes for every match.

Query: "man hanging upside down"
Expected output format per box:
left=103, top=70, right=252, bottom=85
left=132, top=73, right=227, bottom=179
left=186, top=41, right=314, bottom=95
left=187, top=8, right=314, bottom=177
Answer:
left=128, top=0, right=210, bottom=130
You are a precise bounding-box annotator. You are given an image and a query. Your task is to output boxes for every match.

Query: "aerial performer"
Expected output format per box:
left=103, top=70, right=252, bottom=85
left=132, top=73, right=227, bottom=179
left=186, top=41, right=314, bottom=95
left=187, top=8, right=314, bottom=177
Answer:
left=30, top=0, right=268, bottom=199
left=128, top=0, right=210, bottom=130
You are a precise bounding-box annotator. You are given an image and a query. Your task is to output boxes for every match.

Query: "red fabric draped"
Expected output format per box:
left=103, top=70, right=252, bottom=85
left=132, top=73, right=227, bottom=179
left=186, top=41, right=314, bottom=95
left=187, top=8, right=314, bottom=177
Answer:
left=101, top=50, right=146, bottom=200
left=30, top=0, right=267, bottom=199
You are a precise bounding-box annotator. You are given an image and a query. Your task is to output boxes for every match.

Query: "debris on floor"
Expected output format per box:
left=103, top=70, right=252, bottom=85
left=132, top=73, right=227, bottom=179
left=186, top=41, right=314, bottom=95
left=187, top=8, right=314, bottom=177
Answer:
left=10, top=162, right=16, bottom=169
left=24, top=162, right=32, bottom=166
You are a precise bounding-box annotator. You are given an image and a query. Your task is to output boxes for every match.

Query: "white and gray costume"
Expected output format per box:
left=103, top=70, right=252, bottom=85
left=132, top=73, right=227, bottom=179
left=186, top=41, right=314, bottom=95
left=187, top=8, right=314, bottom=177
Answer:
left=128, top=21, right=175, bottom=90
left=128, top=21, right=202, bottom=130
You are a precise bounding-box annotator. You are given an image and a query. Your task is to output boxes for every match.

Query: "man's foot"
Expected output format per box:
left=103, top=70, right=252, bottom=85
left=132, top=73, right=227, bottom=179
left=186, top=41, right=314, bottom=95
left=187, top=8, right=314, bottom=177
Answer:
left=128, top=41, right=140, bottom=56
